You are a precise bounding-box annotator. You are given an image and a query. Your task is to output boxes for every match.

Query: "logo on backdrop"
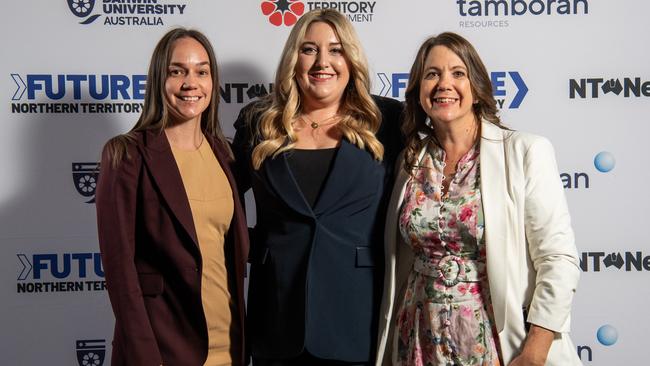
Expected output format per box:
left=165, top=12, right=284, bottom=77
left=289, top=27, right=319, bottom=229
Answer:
left=66, top=0, right=188, bottom=26
left=580, top=251, right=649, bottom=272
left=76, top=340, right=106, bottom=366
left=261, top=0, right=305, bottom=26
left=16, top=252, right=105, bottom=294
left=10, top=73, right=146, bottom=114
left=376, top=71, right=528, bottom=109
left=221, top=82, right=274, bottom=104
left=577, top=324, right=618, bottom=362
left=456, top=0, right=589, bottom=28
left=569, top=77, right=650, bottom=98
left=10, top=73, right=273, bottom=112
left=560, top=151, right=615, bottom=189
left=261, top=0, right=377, bottom=26
left=73, top=163, right=100, bottom=204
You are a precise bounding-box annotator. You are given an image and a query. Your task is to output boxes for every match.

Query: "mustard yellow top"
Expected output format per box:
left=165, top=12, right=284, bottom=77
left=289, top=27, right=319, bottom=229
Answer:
left=172, top=139, right=236, bottom=366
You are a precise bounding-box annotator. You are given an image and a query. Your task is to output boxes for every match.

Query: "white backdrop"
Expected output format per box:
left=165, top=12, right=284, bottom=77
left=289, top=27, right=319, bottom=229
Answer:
left=1, top=1, right=648, bottom=365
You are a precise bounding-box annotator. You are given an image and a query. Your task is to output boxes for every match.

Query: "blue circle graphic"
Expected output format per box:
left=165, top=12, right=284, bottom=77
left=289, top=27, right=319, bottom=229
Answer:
left=597, top=325, right=618, bottom=346
left=594, top=151, right=615, bottom=173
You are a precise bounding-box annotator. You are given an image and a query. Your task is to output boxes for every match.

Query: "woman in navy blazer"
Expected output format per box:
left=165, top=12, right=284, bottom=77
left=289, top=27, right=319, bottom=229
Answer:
left=96, top=28, right=248, bottom=366
left=232, top=9, right=402, bottom=366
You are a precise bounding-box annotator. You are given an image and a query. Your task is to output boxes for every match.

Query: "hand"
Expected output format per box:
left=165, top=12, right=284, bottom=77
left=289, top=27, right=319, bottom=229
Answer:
left=508, top=324, right=554, bottom=366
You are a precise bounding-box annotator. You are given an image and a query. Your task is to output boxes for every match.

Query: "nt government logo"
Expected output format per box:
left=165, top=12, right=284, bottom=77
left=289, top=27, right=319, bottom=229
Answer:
left=66, top=0, right=188, bottom=26
left=260, top=0, right=376, bottom=26
left=569, top=76, right=650, bottom=99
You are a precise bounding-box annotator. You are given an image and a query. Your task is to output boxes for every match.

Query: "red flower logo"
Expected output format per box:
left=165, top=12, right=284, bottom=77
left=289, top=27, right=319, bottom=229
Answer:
left=261, top=0, right=305, bottom=26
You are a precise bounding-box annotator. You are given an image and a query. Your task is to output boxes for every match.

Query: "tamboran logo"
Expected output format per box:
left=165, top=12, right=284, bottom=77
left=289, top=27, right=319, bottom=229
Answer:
left=261, top=0, right=305, bottom=26
left=577, top=324, right=618, bottom=362
left=457, top=0, right=588, bottom=16
left=560, top=151, right=615, bottom=189
left=10, top=73, right=146, bottom=114
left=456, top=0, right=588, bottom=28
left=16, top=252, right=105, bottom=294
left=76, top=340, right=106, bottom=366
left=580, top=251, right=650, bottom=272
left=66, top=0, right=188, bottom=26
left=73, top=162, right=100, bottom=204
left=376, top=71, right=528, bottom=109
left=221, top=82, right=273, bottom=104
left=569, top=77, right=650, bottom=99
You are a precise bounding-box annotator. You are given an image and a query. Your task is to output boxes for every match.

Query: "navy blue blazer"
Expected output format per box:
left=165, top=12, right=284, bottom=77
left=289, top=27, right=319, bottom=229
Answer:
left=232, top=96, right=403, bottom=362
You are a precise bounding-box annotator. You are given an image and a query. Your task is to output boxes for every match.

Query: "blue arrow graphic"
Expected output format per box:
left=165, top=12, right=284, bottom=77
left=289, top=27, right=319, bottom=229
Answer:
left=17, top=254, right=32, bottom=280
left=377, top=73, right=392, bottom=97
left=11, top=74, right=27, bottom=101
left=508, top=72, right=528, bottom=109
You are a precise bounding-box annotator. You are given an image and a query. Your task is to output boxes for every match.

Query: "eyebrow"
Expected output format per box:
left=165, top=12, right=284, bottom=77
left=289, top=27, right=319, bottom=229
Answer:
left=169, top=61, right=210, bottom=67
left=301, top=41, right=342, bottom=47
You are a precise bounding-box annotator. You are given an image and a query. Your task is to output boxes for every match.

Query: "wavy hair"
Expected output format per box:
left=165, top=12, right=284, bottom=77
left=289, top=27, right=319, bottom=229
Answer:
left=251, top=9, right=382, bottom=170
left=105, top=27, right=230, bottom=167
left=402, top=32, right=504, bottom=174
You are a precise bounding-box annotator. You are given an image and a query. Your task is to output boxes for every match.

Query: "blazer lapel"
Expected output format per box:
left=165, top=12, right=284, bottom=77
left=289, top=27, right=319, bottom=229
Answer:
left=140, top=129, right=198, bottom=246
left=264, top=147, right=314, bottom=217
left=313, top=140, right=367, bottom=215
left=479, top=121, right=509, bottom=333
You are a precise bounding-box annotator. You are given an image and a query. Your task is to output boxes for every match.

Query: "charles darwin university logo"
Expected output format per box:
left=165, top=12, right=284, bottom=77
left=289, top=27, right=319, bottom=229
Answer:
left=76, top=339, right=106, bottom=366
left=261, top=0, right=305, bottom=26
left=67, top=0, right=101, bottom=24
left=73, top=162, right=100, bottom=204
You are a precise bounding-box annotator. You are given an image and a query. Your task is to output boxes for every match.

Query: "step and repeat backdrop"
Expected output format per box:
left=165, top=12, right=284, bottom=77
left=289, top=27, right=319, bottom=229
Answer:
left=1, top=1, right=648, bottom=365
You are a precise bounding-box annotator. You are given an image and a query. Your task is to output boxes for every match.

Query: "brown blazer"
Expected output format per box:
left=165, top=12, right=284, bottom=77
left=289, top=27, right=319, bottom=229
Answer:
left=96, top=129, right=249, bottom=366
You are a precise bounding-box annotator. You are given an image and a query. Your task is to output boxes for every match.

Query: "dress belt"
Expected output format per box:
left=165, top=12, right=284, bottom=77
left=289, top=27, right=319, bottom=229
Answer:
left=413, top=255, right=485, bottom=287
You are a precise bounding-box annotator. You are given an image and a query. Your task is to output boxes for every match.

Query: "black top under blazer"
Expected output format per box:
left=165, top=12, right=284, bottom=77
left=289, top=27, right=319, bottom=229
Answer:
left=232, top=95, right=403, bottom=362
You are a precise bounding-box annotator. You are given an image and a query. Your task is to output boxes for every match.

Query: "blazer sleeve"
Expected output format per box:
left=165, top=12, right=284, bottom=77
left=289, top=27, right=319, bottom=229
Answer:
left=232, top=102, right=261, bottom=197
left=95, top=142, right=163, bottom=364
left=522, top=136, right=581, bottom=333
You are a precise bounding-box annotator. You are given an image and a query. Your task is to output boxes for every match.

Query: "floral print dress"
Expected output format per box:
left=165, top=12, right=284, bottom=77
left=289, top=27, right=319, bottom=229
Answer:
left=395, top=144, right=501, bottom=366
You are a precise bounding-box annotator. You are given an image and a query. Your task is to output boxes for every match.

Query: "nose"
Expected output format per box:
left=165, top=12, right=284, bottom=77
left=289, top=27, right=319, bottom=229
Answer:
left=436, top=71, right=452, bottom=91
left=314, top=50, right=330, bottom=69
left=182, top=72, right=198, bottom=89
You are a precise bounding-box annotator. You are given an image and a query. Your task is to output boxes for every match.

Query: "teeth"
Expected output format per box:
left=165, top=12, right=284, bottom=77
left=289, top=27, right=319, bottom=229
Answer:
left=181, top=96, right=199, bottom=101
left=312, top=74, right=332, bottom=79
left=435, top=98, right=456, bottom=103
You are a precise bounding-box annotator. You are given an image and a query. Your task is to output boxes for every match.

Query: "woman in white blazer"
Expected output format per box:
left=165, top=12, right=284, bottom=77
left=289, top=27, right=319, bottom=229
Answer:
left=375, top=33, right=582, bottom=366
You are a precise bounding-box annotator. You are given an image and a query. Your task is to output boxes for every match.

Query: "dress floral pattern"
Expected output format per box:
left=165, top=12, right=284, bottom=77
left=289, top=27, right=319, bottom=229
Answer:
left=396, top=144, right=500, bottom=366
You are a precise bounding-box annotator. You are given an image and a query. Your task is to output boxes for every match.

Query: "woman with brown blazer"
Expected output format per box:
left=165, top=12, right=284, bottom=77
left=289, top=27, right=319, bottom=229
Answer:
left=95, top=28, right=248, bottom=366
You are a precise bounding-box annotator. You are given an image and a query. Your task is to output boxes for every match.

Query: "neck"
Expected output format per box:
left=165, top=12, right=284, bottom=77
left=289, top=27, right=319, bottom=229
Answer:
left=165, top=118, right=203, bottom=150
left=301, top=98, right=341, bottom=119
left=432, top=116, right=479, bottom=155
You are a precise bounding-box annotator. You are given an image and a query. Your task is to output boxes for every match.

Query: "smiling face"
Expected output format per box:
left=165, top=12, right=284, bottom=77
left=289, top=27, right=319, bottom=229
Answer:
left=295, top=21, right=350, bottom=109
left=164, top=37, right=212, bottom=125
left=419, top=45, right=476, bottom=128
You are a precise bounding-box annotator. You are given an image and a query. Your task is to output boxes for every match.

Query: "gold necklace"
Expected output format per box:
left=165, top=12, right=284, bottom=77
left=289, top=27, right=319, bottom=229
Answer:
left=301, top=114, right=340, bottom=129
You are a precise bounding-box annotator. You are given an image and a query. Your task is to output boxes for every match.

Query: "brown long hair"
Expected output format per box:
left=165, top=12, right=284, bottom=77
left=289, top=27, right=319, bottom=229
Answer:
left=402, top=32, right=504, bottom=174
left=250, top=9, right=382, bottom=170
left=106, top=27, right=230, bottom=167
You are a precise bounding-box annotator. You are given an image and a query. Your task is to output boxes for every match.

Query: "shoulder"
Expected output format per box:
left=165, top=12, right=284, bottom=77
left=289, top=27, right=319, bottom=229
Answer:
left=372, top=95, right=404, bottom=117
left=506, top=130, right=554, bottom=156
left=100, top=132, right=144, bottom=173
left=233, top=97, right=272, bottom=131
left=482, top=121, right=553, bottom=154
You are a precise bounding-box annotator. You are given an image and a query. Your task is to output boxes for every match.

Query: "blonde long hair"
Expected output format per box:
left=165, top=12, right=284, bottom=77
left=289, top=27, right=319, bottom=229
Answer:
left=105, top=27, right=231, bottom=167
left=251, top=9, right=382, bottom=170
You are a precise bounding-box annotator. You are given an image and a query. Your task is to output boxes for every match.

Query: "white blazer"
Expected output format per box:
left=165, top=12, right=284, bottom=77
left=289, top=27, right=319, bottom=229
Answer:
left=376, top=121, right=582, bottom=366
